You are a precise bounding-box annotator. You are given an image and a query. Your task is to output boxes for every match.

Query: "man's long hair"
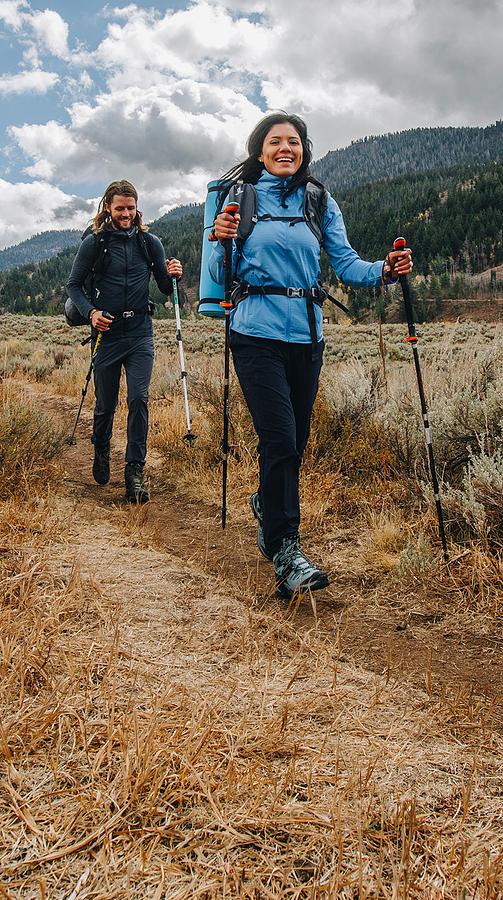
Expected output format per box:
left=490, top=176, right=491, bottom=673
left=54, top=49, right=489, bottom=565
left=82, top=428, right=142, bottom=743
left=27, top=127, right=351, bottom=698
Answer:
left=221, top=111, right=322, bottom=203
left=92, top=180, right=148, bottom=233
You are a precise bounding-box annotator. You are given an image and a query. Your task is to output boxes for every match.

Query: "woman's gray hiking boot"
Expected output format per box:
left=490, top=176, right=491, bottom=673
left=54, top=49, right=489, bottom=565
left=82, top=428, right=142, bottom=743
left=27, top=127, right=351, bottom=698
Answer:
left=125, top=463, right=150, bottom=504
left=249, top=492, right=273, bottom=561
left=273, top=536, right=329, bottom=599
left=93, top=445, right=110, bottom=485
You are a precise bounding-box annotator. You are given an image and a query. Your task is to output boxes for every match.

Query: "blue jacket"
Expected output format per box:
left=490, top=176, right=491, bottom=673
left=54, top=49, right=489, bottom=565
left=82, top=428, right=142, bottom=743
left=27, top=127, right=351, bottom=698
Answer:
left=67, top=226, right=172, bottom=335
left=209, top=171, right=384, bottom=343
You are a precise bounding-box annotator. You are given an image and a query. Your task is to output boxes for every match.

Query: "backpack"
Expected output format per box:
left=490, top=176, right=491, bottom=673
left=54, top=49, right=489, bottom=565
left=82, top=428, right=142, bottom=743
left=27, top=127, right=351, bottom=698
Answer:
left=64, top=226, right=156, bottom=326
left=217, top=179, right=349, bottom=320
left=211, top=178, right=327, bottom=247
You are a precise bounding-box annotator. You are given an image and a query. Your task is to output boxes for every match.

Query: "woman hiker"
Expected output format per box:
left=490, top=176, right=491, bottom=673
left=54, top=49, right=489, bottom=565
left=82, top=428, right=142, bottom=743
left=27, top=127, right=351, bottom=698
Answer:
left=209, top=112, right=413, bottom=598
left=67, top=180, right=183, bottom=503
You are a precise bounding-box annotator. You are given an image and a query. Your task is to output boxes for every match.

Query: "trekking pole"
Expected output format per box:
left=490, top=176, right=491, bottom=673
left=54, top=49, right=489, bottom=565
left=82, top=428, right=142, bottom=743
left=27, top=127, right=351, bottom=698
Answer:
left=220, top=185, right=242, bottom=529
left=64, top=316, right=110, bottom=445
left=170, top=274, right=197, bottom=445
left=394, top=237, right=449, bottom=561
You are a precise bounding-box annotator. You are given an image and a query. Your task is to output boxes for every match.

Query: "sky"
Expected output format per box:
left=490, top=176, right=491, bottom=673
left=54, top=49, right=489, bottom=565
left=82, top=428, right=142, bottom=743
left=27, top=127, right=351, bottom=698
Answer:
left=0, top=0, right=502, bottom=249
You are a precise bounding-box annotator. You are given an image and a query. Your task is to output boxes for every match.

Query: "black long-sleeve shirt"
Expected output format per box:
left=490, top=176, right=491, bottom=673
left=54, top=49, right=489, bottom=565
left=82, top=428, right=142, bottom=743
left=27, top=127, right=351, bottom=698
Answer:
left=66, top=227, right=173, bottom=333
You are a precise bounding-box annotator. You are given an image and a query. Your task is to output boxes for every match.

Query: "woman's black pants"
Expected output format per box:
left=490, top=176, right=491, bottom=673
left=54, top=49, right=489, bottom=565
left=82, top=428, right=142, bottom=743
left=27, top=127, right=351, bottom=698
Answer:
left=230, top=331, right=324, bottom=557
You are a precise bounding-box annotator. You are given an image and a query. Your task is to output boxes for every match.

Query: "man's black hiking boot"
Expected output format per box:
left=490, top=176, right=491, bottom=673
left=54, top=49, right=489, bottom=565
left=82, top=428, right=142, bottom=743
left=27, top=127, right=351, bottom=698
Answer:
left=273, top=536, right=329, bottom=600
left=249, top=492, right=273, bottom=561
left=125, top=463, right=150, bottom=504
left=93, top=445, right=110, bottom=485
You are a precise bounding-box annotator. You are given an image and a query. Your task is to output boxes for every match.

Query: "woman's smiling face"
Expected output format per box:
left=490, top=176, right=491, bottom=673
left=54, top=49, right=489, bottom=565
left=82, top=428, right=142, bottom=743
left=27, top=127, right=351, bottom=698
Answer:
left=259, top=122, right=303, bottom=177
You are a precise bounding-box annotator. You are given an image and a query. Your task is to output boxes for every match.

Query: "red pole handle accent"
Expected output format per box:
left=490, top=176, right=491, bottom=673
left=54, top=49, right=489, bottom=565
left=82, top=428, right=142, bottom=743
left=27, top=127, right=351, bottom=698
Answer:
left=393, top=236, right=407, bottom=252
left=224, top=202, right=240, bottom=216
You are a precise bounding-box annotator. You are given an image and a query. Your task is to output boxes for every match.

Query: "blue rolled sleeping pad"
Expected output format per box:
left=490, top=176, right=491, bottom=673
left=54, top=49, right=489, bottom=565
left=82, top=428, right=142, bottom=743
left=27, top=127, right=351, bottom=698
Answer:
left=198, top=179, right=233, bottom=318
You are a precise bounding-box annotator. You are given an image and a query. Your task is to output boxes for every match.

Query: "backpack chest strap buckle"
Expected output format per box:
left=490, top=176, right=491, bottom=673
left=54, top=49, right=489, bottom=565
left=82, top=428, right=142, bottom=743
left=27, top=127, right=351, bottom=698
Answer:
left=286, top=287, right=305, bottom=298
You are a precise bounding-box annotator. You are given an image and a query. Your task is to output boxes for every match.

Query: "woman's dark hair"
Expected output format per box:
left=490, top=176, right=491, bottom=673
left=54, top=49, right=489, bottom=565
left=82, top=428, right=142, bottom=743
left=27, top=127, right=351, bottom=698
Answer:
left=222, top=111, right=321, bottom=202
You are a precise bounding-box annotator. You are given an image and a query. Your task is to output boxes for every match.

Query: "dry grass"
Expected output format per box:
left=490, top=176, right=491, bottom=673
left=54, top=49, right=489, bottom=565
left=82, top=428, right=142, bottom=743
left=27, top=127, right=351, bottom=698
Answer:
left=1, top=496, right=502, bottom=897
left=0, top=315, right=502, bottom=896
left=0, top=380, right=64, bottom=500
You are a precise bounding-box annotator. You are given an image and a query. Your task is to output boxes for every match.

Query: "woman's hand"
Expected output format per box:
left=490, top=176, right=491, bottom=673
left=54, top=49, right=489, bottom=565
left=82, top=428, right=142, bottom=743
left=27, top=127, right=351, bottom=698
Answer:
left=213, top=211, right=241, bottom=242
left=383, top=247, right=413, bottom=281
left=167, top=258, right=183, bottom=279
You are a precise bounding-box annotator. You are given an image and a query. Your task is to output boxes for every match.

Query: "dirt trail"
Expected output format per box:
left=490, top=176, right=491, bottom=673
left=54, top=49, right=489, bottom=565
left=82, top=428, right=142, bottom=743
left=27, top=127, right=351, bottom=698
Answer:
left=4, top=379, right=502, bottom=896
left=38, top=380, right=502, bottom=712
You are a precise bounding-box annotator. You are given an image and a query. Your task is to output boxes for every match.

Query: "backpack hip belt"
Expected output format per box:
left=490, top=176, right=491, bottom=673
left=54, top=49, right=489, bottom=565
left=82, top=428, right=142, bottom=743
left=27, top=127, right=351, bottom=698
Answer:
left=234, top=281, right=325, bottom=348
left=243, top=283, right=324, bottom=304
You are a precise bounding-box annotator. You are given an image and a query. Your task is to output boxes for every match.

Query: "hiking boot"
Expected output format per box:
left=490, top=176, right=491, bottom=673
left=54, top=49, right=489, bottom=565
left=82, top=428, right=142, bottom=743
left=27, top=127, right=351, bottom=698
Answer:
left=125, top=463, right=150, bottom=504
left=273, top=536, right=329, bottom=599
left=93, top=445, right=110, bottom=485
left=249, top=492, right=273, bottom=561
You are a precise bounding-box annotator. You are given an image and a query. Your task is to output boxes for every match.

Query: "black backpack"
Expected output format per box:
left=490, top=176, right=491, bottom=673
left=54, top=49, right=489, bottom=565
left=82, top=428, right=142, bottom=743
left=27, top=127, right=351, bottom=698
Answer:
left=211, top=179, right=349, bottom=321
left=211, top=178, right=327, bottom=248
left=64, top=226, right=156, bottom=326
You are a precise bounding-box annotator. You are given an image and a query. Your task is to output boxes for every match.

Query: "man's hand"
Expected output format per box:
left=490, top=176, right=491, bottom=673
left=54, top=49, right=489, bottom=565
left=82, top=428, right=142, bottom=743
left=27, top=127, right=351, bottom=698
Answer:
left=167, top=258, right=183, bottom=279
left=90, top=309, right=114, bottom=331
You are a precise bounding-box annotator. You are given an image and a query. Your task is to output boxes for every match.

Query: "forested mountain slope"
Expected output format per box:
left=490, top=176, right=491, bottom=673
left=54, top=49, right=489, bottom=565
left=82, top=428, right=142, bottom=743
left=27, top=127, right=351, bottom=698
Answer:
left=0, top=230, right=80, bottom=271
left=335, top=160, right=503, bottom=274
left=1, top=125, right=502, bottom=315
left=313, top=121, right=503, bottom=191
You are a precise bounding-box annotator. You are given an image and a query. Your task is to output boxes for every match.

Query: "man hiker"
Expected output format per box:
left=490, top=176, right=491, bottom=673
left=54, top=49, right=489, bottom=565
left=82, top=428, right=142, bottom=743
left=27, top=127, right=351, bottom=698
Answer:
left=66, top=179, right=183, bottom=502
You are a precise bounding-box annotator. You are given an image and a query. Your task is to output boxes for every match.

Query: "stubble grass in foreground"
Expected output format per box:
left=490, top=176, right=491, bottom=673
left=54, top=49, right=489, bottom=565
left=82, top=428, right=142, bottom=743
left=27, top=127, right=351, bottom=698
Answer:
left=0, top=315, right=502, bottom=895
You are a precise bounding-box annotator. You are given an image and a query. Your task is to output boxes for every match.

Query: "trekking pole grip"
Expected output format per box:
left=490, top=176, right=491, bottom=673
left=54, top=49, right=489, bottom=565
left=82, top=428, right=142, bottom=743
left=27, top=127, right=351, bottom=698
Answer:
left=393, top=236, right=415, bottom=332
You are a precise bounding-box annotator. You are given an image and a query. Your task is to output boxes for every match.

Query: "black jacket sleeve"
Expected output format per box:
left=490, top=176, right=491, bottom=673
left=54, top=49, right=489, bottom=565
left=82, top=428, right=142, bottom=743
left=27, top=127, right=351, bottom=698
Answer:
left=149, top=234, right=174, bottom=297
left=66, top=235, right=97, bottom=320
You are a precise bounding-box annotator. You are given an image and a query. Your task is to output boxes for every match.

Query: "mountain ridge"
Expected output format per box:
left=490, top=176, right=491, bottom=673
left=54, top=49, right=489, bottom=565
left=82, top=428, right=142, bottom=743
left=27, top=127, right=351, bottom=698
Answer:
left=1, top=122, right=502, bottom=317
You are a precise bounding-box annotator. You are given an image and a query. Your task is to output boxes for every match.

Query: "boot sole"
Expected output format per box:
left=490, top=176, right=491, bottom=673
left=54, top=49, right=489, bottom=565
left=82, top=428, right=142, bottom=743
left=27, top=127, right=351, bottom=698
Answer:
left=93, top=471, right=110, bottom=485
left=276, top=572, right=330, bottom=600
left=125, top=492, right=150, bottom=504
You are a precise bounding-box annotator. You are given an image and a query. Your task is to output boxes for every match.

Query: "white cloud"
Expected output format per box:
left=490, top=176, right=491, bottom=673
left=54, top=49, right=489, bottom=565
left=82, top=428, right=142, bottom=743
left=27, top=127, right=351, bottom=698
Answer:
left=30, top=8, right=69, bottom=58
left=0, top=69, right=58, bottom=95
left=10, top=81, right=262, bottom=215
left=2, top=0, right=503, bottom=242
left=0, top=0, right=28, bottom=29
left=78, top=0, right=503, bottom=159
left=90, top=1, right=278, bottom=92
left=0, top=178, right=94, bottom=249
left=0, top=1, right=70, bottom=62
left=21, top=41, right=41, bottom=68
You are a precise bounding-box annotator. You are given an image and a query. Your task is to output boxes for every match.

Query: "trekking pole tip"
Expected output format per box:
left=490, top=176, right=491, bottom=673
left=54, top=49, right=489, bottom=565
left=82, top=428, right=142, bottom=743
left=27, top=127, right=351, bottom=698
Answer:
left=183, top=431, right=197, bottom=446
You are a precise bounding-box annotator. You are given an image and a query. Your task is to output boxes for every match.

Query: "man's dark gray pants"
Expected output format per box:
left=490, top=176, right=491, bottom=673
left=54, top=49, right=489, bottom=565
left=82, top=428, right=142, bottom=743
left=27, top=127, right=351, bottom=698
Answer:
left=92, top=330, right=154, bottom=465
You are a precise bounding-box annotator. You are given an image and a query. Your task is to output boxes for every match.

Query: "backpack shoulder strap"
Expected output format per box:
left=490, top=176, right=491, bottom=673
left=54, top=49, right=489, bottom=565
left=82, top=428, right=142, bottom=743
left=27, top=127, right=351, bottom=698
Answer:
left=136, top=229, right=155, bottom=269
left=233, top=181, right=326, bottom=246
left=235, top=184, right=258, bottom=244
left=90, top=230, right=110, bottom=276
left=211, top=181, right=258, bottom=247
left=303, top=181, right=327, bottom=244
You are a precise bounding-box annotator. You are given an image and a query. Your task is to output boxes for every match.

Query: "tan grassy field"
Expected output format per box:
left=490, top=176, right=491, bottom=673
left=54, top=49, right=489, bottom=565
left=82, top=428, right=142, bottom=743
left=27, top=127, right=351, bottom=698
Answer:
left=0, top=314, right=501, bottom=898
